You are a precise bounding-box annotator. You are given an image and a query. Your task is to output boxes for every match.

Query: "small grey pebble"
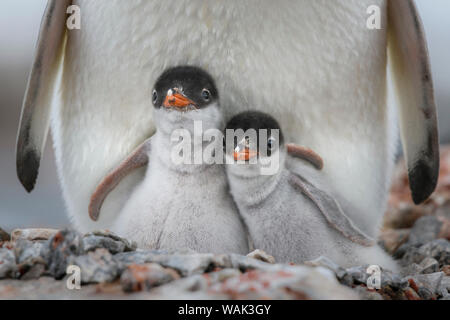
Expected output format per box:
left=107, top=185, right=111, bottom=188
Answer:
left=408, top=216, right=443, bottom=247
left=418, top=287, right=434, bottom=300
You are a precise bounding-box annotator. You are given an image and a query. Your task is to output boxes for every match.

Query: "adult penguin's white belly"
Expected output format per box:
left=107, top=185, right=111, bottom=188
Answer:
left=54, top=0, right=391, bottom=233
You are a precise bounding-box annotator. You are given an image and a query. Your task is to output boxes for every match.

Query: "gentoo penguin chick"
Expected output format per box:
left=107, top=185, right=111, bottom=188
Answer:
left=225, top=111, right=398, bottom=270
left=89, top=66, right=248, bottom=254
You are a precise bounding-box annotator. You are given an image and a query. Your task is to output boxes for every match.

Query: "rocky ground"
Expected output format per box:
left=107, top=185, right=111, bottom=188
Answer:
left=1, top=147, right=449, bottom=300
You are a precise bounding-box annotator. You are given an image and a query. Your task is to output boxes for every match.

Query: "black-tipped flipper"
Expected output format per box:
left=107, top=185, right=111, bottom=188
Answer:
left=16, top=0, right=72, bottom=192
left=16, top=146, right=40, bottom=193
left=289, top=173, right=375, bottom=247
left=409, top=154, right=439, bottom=204
left=388, top=0, right=440, bottom=204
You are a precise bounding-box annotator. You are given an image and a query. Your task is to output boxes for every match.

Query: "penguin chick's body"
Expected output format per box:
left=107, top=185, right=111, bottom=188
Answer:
left=225, top=111, right=398, bottom=270
left=89, top=67, right=248, bottom=254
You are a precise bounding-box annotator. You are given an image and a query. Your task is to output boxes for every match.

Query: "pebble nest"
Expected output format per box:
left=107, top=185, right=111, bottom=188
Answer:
left=1, top=147, right=450, bottom=300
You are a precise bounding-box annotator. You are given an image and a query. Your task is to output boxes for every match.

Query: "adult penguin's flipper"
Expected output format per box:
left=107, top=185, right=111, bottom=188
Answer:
left=89, top=139, right=152, bottom=222
left=388, top=0, right=440, bottom=204
left=16, top=0, right=72, bottom=192
left=289, top=173, right=375, bottom=247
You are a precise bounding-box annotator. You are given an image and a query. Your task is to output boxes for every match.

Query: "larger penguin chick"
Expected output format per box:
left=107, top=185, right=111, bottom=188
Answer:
left=89, top=66, right=249, bottom=254
left=225, top=111, right=398, bottom=270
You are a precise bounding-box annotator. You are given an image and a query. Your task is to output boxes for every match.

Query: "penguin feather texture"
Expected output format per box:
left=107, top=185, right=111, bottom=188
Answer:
left=226, top=143, right=398, bottom=270
left=111, top=104, right=249, bottom=254
left=18, top=1, right=438, bottom=247
left=53, top=0, right=393, bottom=234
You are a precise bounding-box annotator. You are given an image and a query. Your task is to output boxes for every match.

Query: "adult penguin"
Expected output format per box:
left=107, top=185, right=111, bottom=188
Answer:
left=17, top=0, right=439, bottom=235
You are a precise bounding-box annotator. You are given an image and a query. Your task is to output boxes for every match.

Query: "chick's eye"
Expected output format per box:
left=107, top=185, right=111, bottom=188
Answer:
left=202, top=89, right=211, bottom=101
left=152, top=90, right=158, bottom=105
left=268, top=137, right=276, bottom=150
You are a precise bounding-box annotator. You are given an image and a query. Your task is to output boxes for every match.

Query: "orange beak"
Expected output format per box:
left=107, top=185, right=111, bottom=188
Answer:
left=233, top=148, right=259, bottom=161
left=163, top=91, right=196, bottom=108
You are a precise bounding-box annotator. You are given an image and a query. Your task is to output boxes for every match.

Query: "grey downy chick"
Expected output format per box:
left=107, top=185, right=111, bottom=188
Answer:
left=89, top=66, right=249, bottom=254
left=225, top=111, right=398, bottom=270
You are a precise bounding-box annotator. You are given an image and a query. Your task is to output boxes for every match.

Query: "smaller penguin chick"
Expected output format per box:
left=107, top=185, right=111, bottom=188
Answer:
left=88, top=66, right=249, bottom=254
left=225, top=111, right=398, bottom=270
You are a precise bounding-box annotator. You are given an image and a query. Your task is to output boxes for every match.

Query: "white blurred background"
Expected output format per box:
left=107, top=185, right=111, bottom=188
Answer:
left=0, top=0, right=449, bottom=231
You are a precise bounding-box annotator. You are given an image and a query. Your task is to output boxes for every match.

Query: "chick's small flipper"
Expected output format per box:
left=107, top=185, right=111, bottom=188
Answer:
left=289, top=173, right=375, bottom=247
left=89, top=138, right=152, bottom=221
left=286, top=144, right=324, bottom=170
